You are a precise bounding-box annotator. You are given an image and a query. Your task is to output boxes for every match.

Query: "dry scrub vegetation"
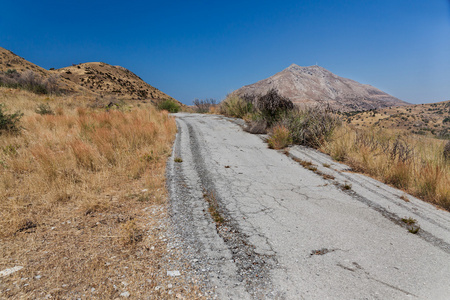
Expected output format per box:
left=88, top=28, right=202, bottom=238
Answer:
left=220, top=91, right=450, bottom=211
left=321, top=126, right=450, bottom=210
left=0, top=87, right=205, bottom=299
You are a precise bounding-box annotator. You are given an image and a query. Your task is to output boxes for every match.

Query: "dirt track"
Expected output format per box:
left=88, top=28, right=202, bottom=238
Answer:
left=167, top=113, right=450, bottom=299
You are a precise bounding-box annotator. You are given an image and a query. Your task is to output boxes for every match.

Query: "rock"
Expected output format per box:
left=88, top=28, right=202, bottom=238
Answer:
left=0, top=266, right=23, bottom=277
left=167, top=270, right=181, bottom=277
left=120, top=291, right=130, bottom=298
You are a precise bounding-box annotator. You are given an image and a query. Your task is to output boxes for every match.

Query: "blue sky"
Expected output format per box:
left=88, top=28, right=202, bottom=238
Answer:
left=1, top=0, right=449, bottom=104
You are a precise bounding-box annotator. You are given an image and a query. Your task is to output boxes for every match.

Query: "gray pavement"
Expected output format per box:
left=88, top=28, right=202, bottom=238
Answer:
left=167, top=113, right=450, bottom=300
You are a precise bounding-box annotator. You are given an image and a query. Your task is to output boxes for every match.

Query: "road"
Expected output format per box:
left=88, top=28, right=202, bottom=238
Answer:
left=167, top=113, right=450, bottom=300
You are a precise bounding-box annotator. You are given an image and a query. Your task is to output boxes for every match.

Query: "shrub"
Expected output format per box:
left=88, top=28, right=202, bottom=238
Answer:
left=280, top=106, right=341, bottom=148
left=0, top=103, right=23, bottom=134
left=193, top=98, right=217, bottom=113
left=256, top=89, right=294, bottom=126
left=35, top=103, right=55, bottom=115
left=444, top=141, right=450, bottom=161
left=267, top=124, right=291, bottom=149
left=0, top=69, right=52, bottom=94
left=158, top=99, right=180, bottom=113
left=219, top=95, right=253, bottom=118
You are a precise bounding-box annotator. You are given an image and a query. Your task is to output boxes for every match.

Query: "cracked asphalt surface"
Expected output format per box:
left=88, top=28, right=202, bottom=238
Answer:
left=167, top=113, right=450, bottom=299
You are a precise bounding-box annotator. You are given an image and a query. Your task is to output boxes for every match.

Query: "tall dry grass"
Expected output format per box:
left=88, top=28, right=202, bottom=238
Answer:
left=0, top=87, right=205, bottom=298
left=321, top=125, right=450, bottom=210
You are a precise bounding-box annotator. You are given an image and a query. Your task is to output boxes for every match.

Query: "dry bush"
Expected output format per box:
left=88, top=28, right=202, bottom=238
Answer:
left=267, top=124, right=291, bottom=149
left=321, top=125, right=450, bottom=210
left=0, top=87, right=206, bottom=298
left=193, top=98, right=217, bottom=113
left=219, top=94, right=253, bottom=118
left=279, top=106, right=341, bottom=148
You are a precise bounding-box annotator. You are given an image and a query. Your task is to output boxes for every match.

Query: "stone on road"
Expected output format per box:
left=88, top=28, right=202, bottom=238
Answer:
left=167, top=113, right=450, bottom=299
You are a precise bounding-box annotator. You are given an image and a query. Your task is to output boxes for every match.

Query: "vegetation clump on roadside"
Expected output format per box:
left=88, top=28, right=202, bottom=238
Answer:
left=158, top=98, right=180, bottom=113
left=220, top=89, right=340, bottom=149
left=193, top=98, right=217, bottom=113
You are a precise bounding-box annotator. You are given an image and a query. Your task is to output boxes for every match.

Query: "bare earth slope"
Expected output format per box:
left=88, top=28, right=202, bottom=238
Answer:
left=234, top=64, right=409, bottom=112
left=53, top=62, right=177, bottom=103
left=168, top=113, right=450, bottom=299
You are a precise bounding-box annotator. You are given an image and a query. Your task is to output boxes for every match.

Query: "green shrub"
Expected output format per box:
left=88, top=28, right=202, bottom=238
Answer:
left=158, top=99, right=180, bottom=113
left=0, top=103, right=23, bottom=134
left=219, top=95, right=253, bottom=118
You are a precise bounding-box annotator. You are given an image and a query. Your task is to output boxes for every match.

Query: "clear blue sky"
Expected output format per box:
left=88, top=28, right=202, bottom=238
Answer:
left=1, top=0, right=449, bottom=104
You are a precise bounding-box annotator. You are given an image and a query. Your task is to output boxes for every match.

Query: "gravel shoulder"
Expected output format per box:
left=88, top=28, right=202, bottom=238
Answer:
left=167, top=113, right=450, bottom=299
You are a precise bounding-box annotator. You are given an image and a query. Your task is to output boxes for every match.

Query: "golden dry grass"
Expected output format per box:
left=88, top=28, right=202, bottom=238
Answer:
left=321, top=125, right=450, bottom=210
left=0, top=87, right=206, bottom=299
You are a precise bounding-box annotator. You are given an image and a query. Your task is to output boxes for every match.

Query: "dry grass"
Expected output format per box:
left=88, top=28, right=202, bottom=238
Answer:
left=321, top=125, right=450, bottom=210
left=0, top=87, right=206, bottom=299
left=267, top=125, right=291, bottom=149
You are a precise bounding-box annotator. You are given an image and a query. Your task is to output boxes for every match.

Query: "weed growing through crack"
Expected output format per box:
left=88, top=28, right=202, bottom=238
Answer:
left=402, top=217, right=420, bottom=234
left=174, top=156, right=183, bottom=163
left=342, top=182, right=352, bottom=190
left=203, top=189, right=225, bottom=224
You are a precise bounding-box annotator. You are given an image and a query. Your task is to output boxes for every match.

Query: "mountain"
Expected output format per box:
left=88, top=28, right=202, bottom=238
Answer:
left=52, top=62, right=175, bottom=102
left=233, top=64, right=409, bottom=112
left=0, top=47, right=178, bottom=104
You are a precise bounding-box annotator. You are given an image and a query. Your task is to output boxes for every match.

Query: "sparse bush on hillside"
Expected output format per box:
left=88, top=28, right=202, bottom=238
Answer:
left=158, top=99, right=180, bottom=113
left=0, top=103, right=23, bottom=134
left=0, top=69, right=60, bottom=95
left=444, top=141, right=450, bottom=161
left=193, top=98, right=217, bottom=113
left=35, top=103, right=55, bottom=115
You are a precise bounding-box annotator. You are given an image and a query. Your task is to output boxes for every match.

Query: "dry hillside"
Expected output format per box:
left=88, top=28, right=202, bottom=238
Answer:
left=342, top=100, right=450, bottom=139
left=0, top=47, right=94, bottom=95
left=0, top=47, right=180, bottom=106
left=234, top=64, right=409, bottom=112
left=52, top=62, right=177, bottom=103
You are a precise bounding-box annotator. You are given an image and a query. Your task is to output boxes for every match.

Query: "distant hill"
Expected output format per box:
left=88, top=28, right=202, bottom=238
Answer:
left=233, top=64, right=409, bottom=112
left=52, top=62, right=176, bottom=102
left=0, top=47, right=179, bottom=105
left=343, top=100, right=450, bottom=139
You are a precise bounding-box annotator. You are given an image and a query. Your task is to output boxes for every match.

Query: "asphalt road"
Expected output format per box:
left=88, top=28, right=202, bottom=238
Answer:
left=167, top=113, right=450, bottom=300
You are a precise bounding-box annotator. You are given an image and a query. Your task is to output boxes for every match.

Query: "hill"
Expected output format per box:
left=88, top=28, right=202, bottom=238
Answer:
left=233, top=64, right=409, bottom=112
left=52, top=62, right=176, bottom=102
left=0, top=47, right=179, bottom=105
left=342, top=100, right=450, bottom=139
left=0, top=47, right=94, bottom=95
